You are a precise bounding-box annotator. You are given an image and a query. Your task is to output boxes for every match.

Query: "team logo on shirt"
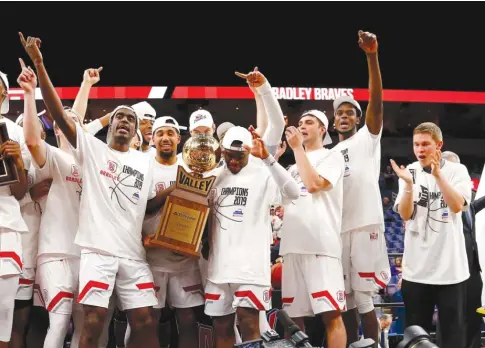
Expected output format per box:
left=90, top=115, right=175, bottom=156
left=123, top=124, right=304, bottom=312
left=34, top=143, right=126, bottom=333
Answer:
left=411, top=184, right=449, bottom=233
left=336, top=291, right=345, bottom=302
left=380, top=271, right=389, bottom=281
left=263, top=290, right=271, bottom=303
left=27, top=174, right=33, bottom=187
left=233, top=208, right=244, bottom=218
left=211, top=186, right=248, bottom=230
left=156, top=183, right=166, bottom=192
left=71, top=164, right=80, bottom=177
left=100, top=160, right=147, bottom=211
left=340, top=149, right=351, bottom=177
left=108, top=160, right=117, bottom=173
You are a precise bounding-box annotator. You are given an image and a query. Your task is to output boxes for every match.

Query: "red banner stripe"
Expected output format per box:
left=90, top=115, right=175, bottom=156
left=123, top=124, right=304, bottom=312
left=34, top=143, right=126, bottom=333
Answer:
left=7, top=86, right=485, bottom=104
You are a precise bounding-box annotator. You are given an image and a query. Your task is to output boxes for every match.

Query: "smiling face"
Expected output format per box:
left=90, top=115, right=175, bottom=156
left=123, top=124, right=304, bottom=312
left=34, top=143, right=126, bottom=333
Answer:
left=110, top=108, right=137, bottom=145
left=334, top=102, right=360, bottom=135
left=153, top=126, right=180, bottom=159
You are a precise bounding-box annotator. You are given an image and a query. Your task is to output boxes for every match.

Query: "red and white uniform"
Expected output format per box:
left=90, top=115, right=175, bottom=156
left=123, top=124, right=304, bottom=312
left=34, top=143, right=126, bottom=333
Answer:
left=204, top=158, right=297, bottom=316
left=0, top=117, right=31, bottom=342
left=280, top=148, right=346, bottom=316
left=332, top=125, right=390, bottom=294
left=71, top=123, right=157, bottom=310
left=31, top=144, right=82, bottom=314
left=143, top=158, right=204, bottom=309
left=17, top=166, right=46, bottom=301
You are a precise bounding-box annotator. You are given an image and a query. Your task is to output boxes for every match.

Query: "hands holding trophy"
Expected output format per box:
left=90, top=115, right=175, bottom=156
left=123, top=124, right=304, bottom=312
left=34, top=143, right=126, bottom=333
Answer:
left=148, top=134, right=219, bottom=258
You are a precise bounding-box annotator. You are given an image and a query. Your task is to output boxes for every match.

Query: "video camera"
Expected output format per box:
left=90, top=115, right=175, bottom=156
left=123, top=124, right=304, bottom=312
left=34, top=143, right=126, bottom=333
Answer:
left=396, top=326, right=439, bottom=348
left=234, top=310, right=376, bottom=348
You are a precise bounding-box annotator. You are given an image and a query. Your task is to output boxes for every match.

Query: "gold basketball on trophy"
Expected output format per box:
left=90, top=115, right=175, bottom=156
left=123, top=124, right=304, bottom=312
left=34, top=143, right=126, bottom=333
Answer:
left=149, top=134, right=219, bottom=258
left=182, top=134, right=219, bottom=176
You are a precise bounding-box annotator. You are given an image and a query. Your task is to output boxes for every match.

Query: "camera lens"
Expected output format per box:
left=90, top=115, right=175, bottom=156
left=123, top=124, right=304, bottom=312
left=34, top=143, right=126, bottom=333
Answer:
left=397, top=326, right=439, bottom=348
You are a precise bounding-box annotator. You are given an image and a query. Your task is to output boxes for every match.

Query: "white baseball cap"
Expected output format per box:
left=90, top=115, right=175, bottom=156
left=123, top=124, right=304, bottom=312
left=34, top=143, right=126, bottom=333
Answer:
left=189, top=109, right=214, bottom=132
left=132, top=101, right=156, bottom=121
left=216, top=122, right=235, bottom=140
left=222, top=126, right=253, bottom=152
left=301, top=110, right=333, bottom=146
left=333, top=96, right=362, bottom=117
left=152, top=116, right=187, bottom=135
left=0, top=71, right=9, bottom=115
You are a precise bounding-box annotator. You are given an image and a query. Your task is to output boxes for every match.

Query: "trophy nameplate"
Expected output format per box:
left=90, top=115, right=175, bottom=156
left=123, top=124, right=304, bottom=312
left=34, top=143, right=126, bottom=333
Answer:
left=0, top=122, right=19, bottom=187
left=150, top=165, right=216, bottom=258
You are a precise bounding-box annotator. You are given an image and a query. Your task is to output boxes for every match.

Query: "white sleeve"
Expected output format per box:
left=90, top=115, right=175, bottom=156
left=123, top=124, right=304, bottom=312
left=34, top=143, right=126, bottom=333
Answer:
left=263, top=155, right=300, bottom=201
left=84, top=119, right=104, bottom=135
left=16, top=129, right=32, bottom=171
left=315, top=151, right=344, bottom=191
left=393, top=177, right=407, bottom=212
left=359, top=124, right=382, bottom=155
left=70, top=123, right=98, bottom=166
left=32, top=142, right=54, bottom=181
left=147, top=168, right=157, bottom=201
left=256, top=82, right=285, bottom=147
left=450, top=164, right=473, bottom=210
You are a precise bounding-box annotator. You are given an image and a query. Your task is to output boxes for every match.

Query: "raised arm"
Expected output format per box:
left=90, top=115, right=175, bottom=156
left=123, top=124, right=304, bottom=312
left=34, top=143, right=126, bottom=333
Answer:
left=391, top=159, right=415, bottom=221
left=432, top=151, right=468, bottom=214
left=236, top=69, right=285, bottom=155
left=72, top=67, right=103, bottom=122
left=359, top=30, right=383, bottom=135
left=18, top=58, right=47, bottom=168
left=245, top=132, right=299, bottom=201
left=20, top=33, right=77, bottom=146
left=285, top=127, right=332, bottom=193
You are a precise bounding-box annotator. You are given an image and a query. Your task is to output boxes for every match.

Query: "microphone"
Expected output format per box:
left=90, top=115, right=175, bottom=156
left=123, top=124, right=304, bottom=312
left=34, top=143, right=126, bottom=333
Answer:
left=277, top=310, right=313, bottom=348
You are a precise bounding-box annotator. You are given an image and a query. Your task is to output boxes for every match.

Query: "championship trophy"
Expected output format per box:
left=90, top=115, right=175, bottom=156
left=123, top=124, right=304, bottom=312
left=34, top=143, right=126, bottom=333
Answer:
left=149, top=134, right=219, bottom=258
left=0, top=122, right=20, bottom=187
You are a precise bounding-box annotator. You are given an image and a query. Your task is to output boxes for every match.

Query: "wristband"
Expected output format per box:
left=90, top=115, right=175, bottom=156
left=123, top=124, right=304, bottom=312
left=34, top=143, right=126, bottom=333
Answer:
left=262, top=155, right=276, bottom=167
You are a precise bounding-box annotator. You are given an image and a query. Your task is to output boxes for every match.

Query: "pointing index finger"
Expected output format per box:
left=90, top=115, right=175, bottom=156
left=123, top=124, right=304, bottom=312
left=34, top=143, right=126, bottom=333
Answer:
left=234, top=71, right=248, bottom=79
left=19, top=58, right=26, bottom=69
left=97, top=67, right=103, bottom=73
left=19, top=32, right=27, bottom=46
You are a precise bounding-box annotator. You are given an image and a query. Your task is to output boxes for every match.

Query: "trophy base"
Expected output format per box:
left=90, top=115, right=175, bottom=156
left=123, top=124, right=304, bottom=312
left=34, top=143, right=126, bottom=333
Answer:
left=147, top=239, right=201, bottom=259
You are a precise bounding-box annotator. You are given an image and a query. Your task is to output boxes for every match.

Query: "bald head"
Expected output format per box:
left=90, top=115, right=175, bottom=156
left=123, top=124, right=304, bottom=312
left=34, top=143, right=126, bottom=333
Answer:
left=442, top=151, right=460, bottom=163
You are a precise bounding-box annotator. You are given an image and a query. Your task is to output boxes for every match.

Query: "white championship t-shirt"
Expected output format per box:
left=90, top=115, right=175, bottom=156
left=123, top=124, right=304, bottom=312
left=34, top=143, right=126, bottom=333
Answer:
left=208, top=160, right=281, bottom=286
left=70, top=123, right=155, bottom=261
left=143, top=157, right=199, bottom=273
left=394, top=160, right=472, bottom=284
left=34, top=144, right=83, bottom=262
left=0, top=117, right=31, bottom=233
left=279, top=148, right=344, bottom=258
left=19, top=166, right=47, bottom=268
left=332, top=125, right=384, bottom=233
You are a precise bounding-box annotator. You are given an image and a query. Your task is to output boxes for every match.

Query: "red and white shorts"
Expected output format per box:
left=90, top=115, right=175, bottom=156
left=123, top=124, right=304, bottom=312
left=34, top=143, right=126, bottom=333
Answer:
left=33, top=258, right=79, bottom=314
left=0, top=231, right=23, bottom=342
left=78, top=252, right=158, bottom=311
left=204, top=281, right=272, bottom=317
left=152, top=267, right=204, bottom=309
left=0, top=231, right=23, bottom=277
left=16, top=267, right=36, bottom=301
left=342, top=226, right=391, bottom=293
left=282, top=254, right=346, bottom=317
